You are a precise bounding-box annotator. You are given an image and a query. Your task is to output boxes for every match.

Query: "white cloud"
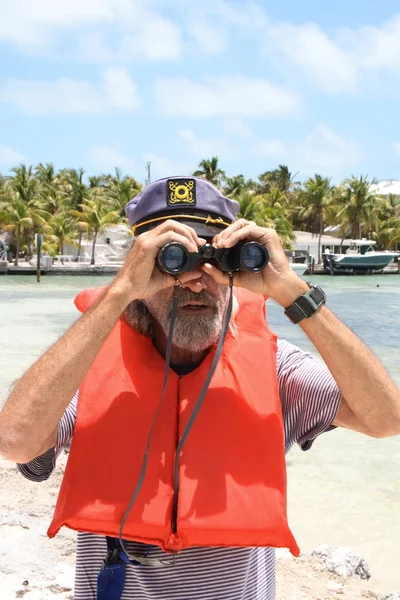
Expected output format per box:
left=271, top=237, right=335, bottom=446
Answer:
left=0, top=0, right=182, bottom=62
left=0, top=0, right=114, bottom=47
left=103, top=67, right=139, bottom=110
left=343, top=15, right=400, bottom=71
left=222, top=119, right=252, bottom=139
left=87, top=145, right=135, bottom=171
left=179, top=129, right=232, bottom=158
left=0, top=144, right=27, bottom=166
left=265, top=22, right=357, bottom=94
left=0, top=67, right=140, bottom=115
left=156, top=76, right=300, bottom=118
left=263, top=14, right=400, bottom=94
left=187, top=21, right=226, bottom=54
left=258, top=140, right=286, bottom=158
left=257, top=124, right=364, bottom=176
left=392, top=142, right=400, bottom=156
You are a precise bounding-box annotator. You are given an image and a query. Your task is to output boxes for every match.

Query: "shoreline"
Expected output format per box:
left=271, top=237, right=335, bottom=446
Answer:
left=1, top=263, right=399, bottom=277
left=0, top=453, right=398, bottom=600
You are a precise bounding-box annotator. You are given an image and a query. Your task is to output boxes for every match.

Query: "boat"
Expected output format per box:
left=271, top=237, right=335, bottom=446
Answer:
left=322, top=240, right=399, bottom=274
left=290, top=261, right=308, bottom=275
left=285, top=251, right=309, bottom=275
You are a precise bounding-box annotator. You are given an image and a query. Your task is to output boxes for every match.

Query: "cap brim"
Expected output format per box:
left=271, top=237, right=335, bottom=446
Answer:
left=178, top=219, right=228, bottom=238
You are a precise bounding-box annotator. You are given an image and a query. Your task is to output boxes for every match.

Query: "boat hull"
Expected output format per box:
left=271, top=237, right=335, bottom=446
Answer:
left=323, top=253, right=397, bottom=274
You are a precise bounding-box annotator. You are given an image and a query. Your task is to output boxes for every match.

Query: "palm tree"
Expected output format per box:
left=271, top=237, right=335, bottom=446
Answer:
left=9, top=164, right=40, bottom=205
left=59, top=168, right=89, bottom=211
left=258, top=165, right=299, bottom=196
left=193, top=157, right=226, bottom=187
left=0, top=190, right=50, bottom=265
left=224, top=175, right=254, bottom=198
left=236, top=191, right=263, bottom=223
left=338, top=176, right=377, bottom=239
left=297, top=175, right=332, bottom=263
left=104, top=168, right=142, bottom=218
left=370, top=193, right=400, bottom=250
left=47, top=212, right=78, bottom=256
left=71, top=193, right=121, bottom=265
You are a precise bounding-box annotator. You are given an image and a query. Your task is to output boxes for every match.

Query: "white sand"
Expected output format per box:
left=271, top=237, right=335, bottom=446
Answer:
left=0, top=454, right=389, bottom=600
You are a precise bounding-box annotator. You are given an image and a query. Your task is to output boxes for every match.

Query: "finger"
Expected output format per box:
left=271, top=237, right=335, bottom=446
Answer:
left=215, top=223, right=266, bottom=248
left=213, top=219, right=249, bottom=246
left=153, top=220, right=205, bottom=249
left=200, top=263, right=230, bottom=285
left=142, top=231, right=199, bottom=255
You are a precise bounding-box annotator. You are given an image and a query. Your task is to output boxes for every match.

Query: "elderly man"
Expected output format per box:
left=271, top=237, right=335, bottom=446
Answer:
left=0, top=176, right=399, bottom=600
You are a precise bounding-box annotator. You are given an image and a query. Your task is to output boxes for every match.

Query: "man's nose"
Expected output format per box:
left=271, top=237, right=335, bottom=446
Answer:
left=181, top=271, right=206, bottom=293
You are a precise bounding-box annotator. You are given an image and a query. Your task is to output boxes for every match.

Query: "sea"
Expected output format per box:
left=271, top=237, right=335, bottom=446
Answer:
left=0, top=274, right=399, bottom=593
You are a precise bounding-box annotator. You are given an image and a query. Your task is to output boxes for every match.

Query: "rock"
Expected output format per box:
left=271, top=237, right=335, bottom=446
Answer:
left=327, top=580, right=344, bottom=592
left=311, top=545, right=371, bottom=580
left=380, top=593, right=400, bottom=600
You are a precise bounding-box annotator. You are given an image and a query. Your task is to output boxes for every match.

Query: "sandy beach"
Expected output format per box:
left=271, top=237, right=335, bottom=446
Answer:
left=0, top=451, right=392, bottom=600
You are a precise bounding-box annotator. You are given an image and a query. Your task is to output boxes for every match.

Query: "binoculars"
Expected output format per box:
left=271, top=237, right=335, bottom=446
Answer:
left=157, top=241, right=269, bottom=275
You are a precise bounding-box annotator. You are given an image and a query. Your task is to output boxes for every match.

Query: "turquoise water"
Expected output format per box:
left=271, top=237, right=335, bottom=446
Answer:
left=0, top=274, right=399, bottom=592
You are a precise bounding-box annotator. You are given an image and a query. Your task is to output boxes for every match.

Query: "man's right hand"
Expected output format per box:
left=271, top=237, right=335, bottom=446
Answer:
left=109, top=220, right=206, bottom=304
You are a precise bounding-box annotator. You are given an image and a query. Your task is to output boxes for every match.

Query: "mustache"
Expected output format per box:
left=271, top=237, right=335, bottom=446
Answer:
left=166, top=289, right=220, bottom=319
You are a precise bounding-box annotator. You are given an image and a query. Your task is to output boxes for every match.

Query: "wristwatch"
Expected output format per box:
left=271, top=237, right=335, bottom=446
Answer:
left=284, top=282, right=327, bottom=324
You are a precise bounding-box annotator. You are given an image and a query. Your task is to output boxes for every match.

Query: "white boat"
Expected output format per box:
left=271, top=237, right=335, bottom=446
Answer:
left=323, top=240, right=399, bottom=274
left=286, top=253, right=309, bottom=275
left=290, top=261, right=308, bottom=275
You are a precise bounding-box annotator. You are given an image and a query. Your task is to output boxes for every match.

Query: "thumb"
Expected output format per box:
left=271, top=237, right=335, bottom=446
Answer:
left=201, top=263, right=231, bottom=285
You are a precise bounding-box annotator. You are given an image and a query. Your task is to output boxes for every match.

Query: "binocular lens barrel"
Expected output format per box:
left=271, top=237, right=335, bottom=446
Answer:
left=157, top=241, right=268, bottom=274
left=158, top=243, right=188, bottom=273
left=240, top=243, right=267, bottom=271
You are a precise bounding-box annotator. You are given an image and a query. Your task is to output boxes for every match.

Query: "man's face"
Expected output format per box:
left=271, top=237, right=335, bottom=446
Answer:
left=144, top=272, right=229, bottom=353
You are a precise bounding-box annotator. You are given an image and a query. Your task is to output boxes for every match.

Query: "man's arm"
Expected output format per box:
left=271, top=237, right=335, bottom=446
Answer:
left=207, top=221, right=400, bottom=439
left=0, top=289, right=128, bottom=463
left=0, top=221, right=205, bottom=463
left=299, top=304, right=400, bottom=438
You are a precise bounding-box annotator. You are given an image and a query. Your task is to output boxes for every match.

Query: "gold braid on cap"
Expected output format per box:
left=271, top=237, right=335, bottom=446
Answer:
left=132, top=214, right=231, bottom=235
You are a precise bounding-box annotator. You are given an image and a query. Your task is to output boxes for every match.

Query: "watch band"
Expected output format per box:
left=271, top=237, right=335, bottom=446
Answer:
left=284, top=282, right=326, bottom=324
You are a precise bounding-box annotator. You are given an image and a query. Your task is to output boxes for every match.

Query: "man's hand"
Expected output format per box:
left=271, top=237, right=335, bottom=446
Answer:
left=201, top=219, right=309, bottom=307
left=109, top=220, right=206, bottom=304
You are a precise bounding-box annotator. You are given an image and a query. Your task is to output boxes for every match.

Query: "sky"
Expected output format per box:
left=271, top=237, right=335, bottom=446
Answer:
left=1, top=0, right=400, bottom=185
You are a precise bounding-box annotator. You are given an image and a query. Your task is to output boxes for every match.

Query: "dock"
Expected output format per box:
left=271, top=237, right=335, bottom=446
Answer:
left=0, top=262, right=398, bottom=277
left=1, top=264, right=120, bottom=276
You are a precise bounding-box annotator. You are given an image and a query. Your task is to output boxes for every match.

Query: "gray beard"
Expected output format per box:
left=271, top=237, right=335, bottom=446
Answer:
left=123, top=289, right=227, bottom=353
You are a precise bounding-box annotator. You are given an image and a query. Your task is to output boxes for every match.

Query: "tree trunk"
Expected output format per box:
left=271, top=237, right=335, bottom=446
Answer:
left=317, top=216, right=323, bottom=264
left=14, top=225, right=20, bottom=267
left=90, top=231, right=98, bottom=265
left=339, top=229, right=348, bottom=252
left=77, top=231, right=82, bottom=259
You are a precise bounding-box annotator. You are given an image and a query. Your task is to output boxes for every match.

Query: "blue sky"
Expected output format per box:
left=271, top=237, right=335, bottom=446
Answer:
left=1, top=0, right=400, bottom=185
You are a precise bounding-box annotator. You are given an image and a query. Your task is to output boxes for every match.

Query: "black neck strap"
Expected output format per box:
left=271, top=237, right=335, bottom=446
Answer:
left=119, top=277, right=234, bottom=566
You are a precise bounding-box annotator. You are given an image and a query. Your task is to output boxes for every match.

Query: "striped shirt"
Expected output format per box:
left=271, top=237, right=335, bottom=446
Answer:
left=19, top=339, right=341, bottom=600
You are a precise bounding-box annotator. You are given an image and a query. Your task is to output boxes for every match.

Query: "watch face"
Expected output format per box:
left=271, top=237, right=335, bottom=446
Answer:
left=309, top=285, right=326, bottom=305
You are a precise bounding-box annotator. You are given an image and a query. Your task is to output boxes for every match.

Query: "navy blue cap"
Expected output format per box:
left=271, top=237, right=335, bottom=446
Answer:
left=125, top=176, right=239, bottom=237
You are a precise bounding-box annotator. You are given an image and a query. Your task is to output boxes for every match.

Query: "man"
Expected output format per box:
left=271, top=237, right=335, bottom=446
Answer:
left=0, top=176, right=399, bottom=600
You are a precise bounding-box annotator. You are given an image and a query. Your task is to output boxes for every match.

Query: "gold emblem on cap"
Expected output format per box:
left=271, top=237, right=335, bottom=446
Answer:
left=168, top=180, right=195, bottom=204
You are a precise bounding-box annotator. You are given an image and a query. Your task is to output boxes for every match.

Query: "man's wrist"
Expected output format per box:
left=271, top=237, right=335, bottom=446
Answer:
left=270, top=276, right=310, bottom=308
left=102, top=284, right=136, bottom=314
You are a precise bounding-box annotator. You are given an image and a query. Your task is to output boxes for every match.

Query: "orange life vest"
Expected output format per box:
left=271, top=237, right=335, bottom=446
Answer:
left=48, top=287, right=299, bottom=556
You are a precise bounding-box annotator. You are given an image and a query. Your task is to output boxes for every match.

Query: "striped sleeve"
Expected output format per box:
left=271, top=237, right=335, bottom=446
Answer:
left=17, top=391, right=78, bottom=482
left=277, top=339, right=342, bottom=451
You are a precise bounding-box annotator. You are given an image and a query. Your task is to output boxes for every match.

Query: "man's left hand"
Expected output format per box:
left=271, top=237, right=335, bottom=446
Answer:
left=201, top=219, right=309, bottom=307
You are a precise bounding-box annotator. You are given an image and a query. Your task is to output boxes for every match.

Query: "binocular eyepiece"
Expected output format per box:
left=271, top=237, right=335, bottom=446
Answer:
left=157, top=241, right=269, bottom=275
